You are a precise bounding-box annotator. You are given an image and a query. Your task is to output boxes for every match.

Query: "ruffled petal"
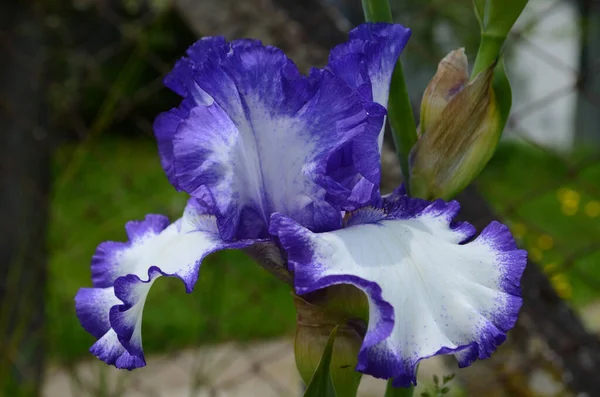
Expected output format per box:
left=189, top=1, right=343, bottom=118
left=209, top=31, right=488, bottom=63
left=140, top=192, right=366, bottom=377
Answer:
left=90, top=329, right=145, bottom=369
left=76, top=288, right=145, bottom=369
left=155, top=32, right=389, bottom=238
left=328, top=23, right=411, bottom=150
left=75, top=287, right=121, bottom=339
left=76, top=199, right=257, bottom=368
left=271, top=196, right=526, bottom=387
left=154, top=104, right=192, bottom=190
left=154, top=37, right=227, bottom=188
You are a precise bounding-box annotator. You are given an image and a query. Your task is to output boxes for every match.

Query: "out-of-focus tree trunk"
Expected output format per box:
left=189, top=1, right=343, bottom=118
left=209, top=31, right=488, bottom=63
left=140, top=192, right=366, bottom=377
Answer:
left=0, top=1, right=49, bottom=395
left=269, top=0, right=349, bottom=48
left=174, top=0, right=330, bottom=71
left=575, top=0, right=600, bottom=148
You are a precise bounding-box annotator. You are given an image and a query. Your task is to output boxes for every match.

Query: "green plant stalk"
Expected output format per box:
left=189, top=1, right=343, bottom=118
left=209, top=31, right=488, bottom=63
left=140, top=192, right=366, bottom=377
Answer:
left=361, top=0, right=393, bottom=21
left=388, top=65, right=418, bottom=194
left=361, top=1, right=418, bottom=393
left=471, top=32, right=505, bottom=78
left=362, top=0, right=418, bottom=194
left=384, top=379, right=415, bottom=397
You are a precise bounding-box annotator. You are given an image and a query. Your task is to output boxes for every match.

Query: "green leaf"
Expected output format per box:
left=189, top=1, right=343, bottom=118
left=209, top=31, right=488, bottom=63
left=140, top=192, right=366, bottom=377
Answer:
left=384, top=379, right=415, bottom=397
left=302, top=327, right=338, bottom=397
left=473, top=0, right=486, bottom=30
left=486, top=0, right=528, bottom=38
left=492, top=57, right=512, bottom=132
left=473, top=0, right=528, bottom=36
left=470, top=0, right=528, bottom=77
left=388, top=60, right=419, bottom=194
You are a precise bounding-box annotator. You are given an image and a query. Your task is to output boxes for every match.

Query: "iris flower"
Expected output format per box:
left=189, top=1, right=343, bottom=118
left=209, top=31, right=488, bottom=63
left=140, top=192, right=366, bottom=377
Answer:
left=75, top=23, right=526, bottom=387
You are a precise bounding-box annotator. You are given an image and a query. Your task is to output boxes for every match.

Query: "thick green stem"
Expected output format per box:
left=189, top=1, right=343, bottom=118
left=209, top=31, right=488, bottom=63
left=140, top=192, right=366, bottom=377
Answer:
left=361, top=0, right=393, bottom=21
left=384, top=379, right=415, bottom=397
left=470, top=32, right=504, bottom=78
left=362, top=0, right=418, bottom=194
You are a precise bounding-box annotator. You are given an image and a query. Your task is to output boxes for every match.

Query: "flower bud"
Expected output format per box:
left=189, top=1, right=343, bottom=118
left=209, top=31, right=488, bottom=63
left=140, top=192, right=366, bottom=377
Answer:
left=419, top=48, right=469, bottom=137
left=293, top=289, right=366, bottom=396
left=409, top=49, right=502, bottom=200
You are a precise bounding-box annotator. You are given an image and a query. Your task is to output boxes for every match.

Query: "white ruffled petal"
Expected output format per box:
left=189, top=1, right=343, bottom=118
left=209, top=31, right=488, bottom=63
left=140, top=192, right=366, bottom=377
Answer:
left=271, top=197, right=526, bottom=386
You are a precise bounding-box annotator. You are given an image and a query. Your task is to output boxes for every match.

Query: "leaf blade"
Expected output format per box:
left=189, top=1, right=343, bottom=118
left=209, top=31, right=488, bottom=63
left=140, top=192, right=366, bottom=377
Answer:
left=302, top=326, right=339, bottom=397
left=384, top=379, right=415, bottom=397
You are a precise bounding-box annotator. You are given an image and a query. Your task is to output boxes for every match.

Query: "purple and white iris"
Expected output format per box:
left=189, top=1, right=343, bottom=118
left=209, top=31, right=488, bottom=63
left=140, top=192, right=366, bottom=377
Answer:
left=75, top=23, right=526, bottom=386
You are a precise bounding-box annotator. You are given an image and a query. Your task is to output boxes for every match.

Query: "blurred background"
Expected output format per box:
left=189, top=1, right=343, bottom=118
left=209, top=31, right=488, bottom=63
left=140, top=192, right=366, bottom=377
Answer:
left=1, top=0, right=599, bottom=396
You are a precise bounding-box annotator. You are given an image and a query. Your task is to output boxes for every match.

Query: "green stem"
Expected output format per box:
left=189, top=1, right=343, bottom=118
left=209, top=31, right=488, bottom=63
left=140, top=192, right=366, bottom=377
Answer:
left=362, top=0, right=418, bottom=194
left=470, top=32, right=504, bottom=78
left=388, top=64, right=418, bottom=194
left=384, top=379, right=415, bottom=397
left=361, top=0, right=393, bottom=21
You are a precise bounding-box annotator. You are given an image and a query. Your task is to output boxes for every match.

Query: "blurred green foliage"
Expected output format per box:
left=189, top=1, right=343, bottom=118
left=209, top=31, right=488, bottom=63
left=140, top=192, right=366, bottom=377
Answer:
left=479, top=141, right=600, bottom=306
left=48, top=138, right=296, bottom=363
left=419, top=374, right=456, bottom=397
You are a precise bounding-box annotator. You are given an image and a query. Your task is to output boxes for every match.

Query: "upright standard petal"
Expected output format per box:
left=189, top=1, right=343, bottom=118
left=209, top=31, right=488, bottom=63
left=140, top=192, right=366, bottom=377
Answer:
left=271, top=196, right=526, bottom=386
left=154, top=37, right=228, bottom=189
left=155, top=33, right=390, bottom=240
left=328, top=23, right=412, bottom=150
left=75, top=200, right=256, bottom=368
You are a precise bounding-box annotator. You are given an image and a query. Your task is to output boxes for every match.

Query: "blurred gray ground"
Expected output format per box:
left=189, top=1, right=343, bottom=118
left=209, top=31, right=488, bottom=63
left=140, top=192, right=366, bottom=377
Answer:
left=42, top=338, right=445, bottom=397
left=40, top=303, right=600, bottom=396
